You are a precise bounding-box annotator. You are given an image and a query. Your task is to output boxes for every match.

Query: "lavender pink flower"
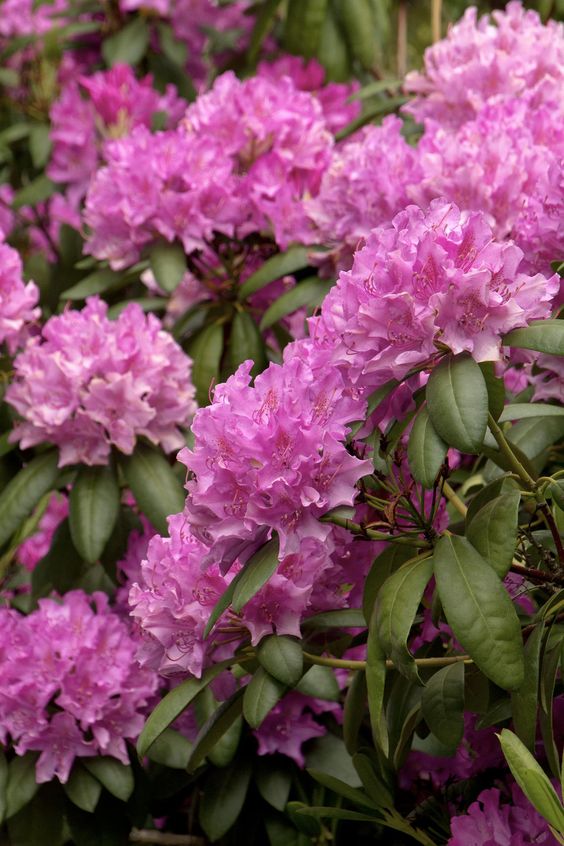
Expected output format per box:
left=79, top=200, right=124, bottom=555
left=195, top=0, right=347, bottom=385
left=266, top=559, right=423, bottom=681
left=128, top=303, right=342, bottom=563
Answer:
left=17, top=493, right=69, bottom=572
left=0, top=239, right=40, bottom=354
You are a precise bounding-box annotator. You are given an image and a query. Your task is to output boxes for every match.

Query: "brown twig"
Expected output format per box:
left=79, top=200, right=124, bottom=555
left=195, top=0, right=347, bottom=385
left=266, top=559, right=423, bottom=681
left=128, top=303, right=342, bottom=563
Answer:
left=129, top=831, right=205, bottom=846
left=510, top=562, right=564, bottom=588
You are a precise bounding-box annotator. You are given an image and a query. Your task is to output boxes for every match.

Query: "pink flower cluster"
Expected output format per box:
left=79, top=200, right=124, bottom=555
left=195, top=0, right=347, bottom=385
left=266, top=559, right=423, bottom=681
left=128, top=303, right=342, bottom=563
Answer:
left=6, top=296, right=196, bottom=466
left=0, top=239, right=40, bottom=354
left=254, top=692, right=340, bottom=767
left=17, top=492, right=69, bottom=572
left=310, top=200, right=558, bottom=390
left=404, top=2, right=564, bottom=129
left=48, top=64, right=184, bottom=198
left=0, top=0, right=68, bottom=38
left=84, top=71, right=333, bottom=268
left=0, top=591, right=157, bottom=784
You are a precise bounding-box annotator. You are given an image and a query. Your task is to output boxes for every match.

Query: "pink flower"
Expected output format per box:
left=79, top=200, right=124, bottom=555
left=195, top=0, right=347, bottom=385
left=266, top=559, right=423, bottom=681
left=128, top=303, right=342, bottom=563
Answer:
left=17, top=493, right=69, bottom=572
left=0, top=239, right=40, bottom=354
left=7, top=297, right=196, bottom=466
left=254, top=691, right=337, bottom=767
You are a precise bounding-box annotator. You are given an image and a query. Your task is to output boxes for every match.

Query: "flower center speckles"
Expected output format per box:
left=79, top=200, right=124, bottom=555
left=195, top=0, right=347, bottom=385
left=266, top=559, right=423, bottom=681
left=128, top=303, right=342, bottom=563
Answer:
left=413, top=256, right=440, bottom=297
left=274, top=430, right=294, bottom=468
left=457, top=293, right=488, bottom=333
left=387, top=314, right=419, bottom=344
left=363, top=267, right=379, bottom=295
left=311, top=389, right=335, bottom=426
left=225, top=486, right=247, bottom=517
left=207, top=436, right=234, bottom=469
left=253, top=388, right=279, bottom=424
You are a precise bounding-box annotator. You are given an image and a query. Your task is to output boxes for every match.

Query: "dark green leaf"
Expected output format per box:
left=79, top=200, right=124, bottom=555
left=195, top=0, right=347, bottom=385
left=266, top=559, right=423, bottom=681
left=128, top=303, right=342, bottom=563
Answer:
left=426, top=354, right=488, bottom=453
left=62, top=269, right=122, bottom=300
left=69, top=464, right=120, bottom=563
left=407, top=405, right=448, bottom=488
left=283, top=0, right=328, bottom=57
left=8, top=783, right=65, bottom=846
left=500, top=403, right=564, bottom=422
left=187, top=322, right=224, bottom=406
left=259, top=277, right=333, bottom=331
left=0, top=749, right=7, bottom=825
left=367, top=605, right=388, bottom=756
left=507, top=417, right=564, bottom=460
left=264, top=812, right=301, bottom=846
left=12, top=175, right=56, bottom=209
left=247, top=0, right=283, bottom=64
left=296, top=806, right=379, bottom=822
left=480, top=361, right=506, bottom=422
left=145, top=727, right=192, bottom=769
left=466, top=476, right=520, bottom=524
left=187, top=688, right=245, bottom=771
left=0, top=451, right=59, bottom=549
left=503, top=320, right=564, bottom=356
left=316, top=0, right=350, bottom=81
left=363, top=546, right=413, bottom=622
left=31, top=519, right=85, bottom=601
left=434, top=535, right=524, bottom=690
left=539, top=643, right=561, bottom=779
left=258, top=636, right=303, bottom=686
left=255, top=758, right=292, bottom=811
left=63, top=763, right=102, bottom=813
left=334, top=0, right=376, bottom=69
left=82, top=758, right=133, bottom=803
left=229, top=310, right=267, bottom=378
left=303, top=609, right=365, bottom=629
left=102, top=17, right=149, bottom=66
left=157, top=22, right=187, bottom=65
left=306, top=733, right=361, bottom=788
left=238, top=246, right=310, bottom=300
left=343, top=670, right=366, bottom=755
left=243, top=667, right=286, bottom=728
left=29, top=124, right=52, bottom=169
left=232, top=537, right=280, bottom=613
left=199, top=758, right=252, bottom=842
left=149, top=241, right=187, bottom=293
left=352, top=753, right=393, bottom=808
left=119, top=443, right=185, bottom=536
left=296, top=665, right=340, bottom=701
left=421, top=663, right=465, bottom=751
left=307, top=769, right=377, bottom=811
left=466, top=492, right=520, bottom=577
left=6, top=754, right=39, bottom=819
left=286, top=802, right=322, bottom=836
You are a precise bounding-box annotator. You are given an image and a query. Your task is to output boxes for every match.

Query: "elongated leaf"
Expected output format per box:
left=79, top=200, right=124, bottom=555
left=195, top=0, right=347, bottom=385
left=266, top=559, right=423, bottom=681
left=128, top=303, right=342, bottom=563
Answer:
left=434, top=535, right=524, bottom=690
left=119, top=443, right=185, bottom=536
left=62, top=269, right=122, bottom=300
left=258, top=636, right=303, bottom=686
left=283, top=0, right=328, bottom=58
left=367, top=606, right=389, bottom=756
left=303, top=609, right=365, bottom=629
left=255, top=758, right=292, bottom=811
left=238, top=246, right=310, bottom=300
left=363, top=546, right=413, bottom=622
left=187, top=688, right=245, bottom=771
left=229, top=310, right=267, bottom=378
left=334, top=0, right=376, bottom=70
left=69, top=464, right=120, bottom=563
left=63, top=764, right=102, bottom=813
left=0, top=451, right=59, bottom=549
left=352, top=753, right=393, bottom=808
left=296, top=665, right=340, bottom=701
left=187, top=322, right=224, bottom=406
left=421, top=663, right=465, bottom=751
left=499, top=729, right=564, bottom=834
left=407, top=406, right=448, bottom=488
left=200, top=758, right=252, bottom=842
left=102, top=16, right=149, bottom=65
left=149, top=241, right=187, bottom=293
left=426, top=354, right=488, bottom=453
left=12, top=175, right=56, bottom=209
left=145, top=727, right=192, bottom=769
left=503, top=320, right=564, bottom=356
left=343, top=670, right=367, bottom=755
left=31, top=520, right=85, bottom=601
left=7, top=784, right=64, bottom=846
left=466, top=476, right=520, bottom=524
left=500, top=403, right=564, bottom=422
left=375, top=555, right=434, bottom=680
left=5, top=754, right=39, bottom=819
left=466, top=492, right=520, bottom=577
left=307, top=769, right=377, bottom=811
left=243, top=668, right=286, bottom=728
left=247, top=0, right=283, bottom=64
left=232, top=537, right=280, bottom=612
left=259, top=277, right=333, bottom=331
left=317, top=0, right=351, bottom=82
left=82, top=758, right=133, bottom=803
left=539, top=643, right=561, bottom=779
left=480, top=361, right=505, bottom=422
left=0, top=750, right=7, bottom=825
left=296, top=806, right=379, bottom=822
left=507, top=417, right=564, bottom=460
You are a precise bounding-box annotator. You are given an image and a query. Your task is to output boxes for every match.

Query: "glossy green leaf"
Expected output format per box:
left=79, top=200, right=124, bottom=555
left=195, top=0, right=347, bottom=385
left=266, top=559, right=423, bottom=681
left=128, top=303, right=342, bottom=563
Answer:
left=549, top=481, right=564, bottom=512
left=503, top=320, right=564, bottom=356
left=62, top=269, right=122, bottom=300
left=343, top=670, right=367, bottom=755
left=187, top=688, right=245, bottom=771
left=507, top=416, right=564, bottom=460
left=426, top=354, right=488, bottom=453
left=102, top=17, right=149, bottom=66
left=232, top=537, right=280, bottom=612
left=243, top=667, right=286, bottom=728
left=12, top=175, right=56, bottom=209
left=334, top=0, right=376, bottom=69
left=479, top=361, right=506, bottom=421
left=69, top=464, right=120, bottom=563
left=82, top=758, right=133, bottom=803
left=466, top=492, right=520, bottom=577
left=500, top=403, right=564, bottom=422
left=302, top=608, right=365, bottom=628
left=187, top=322, right=224, bottom=406
left=317, top=0, right=351, bottom=81
left=306, top=733, right=361, bottom=787
left=0, top=451, right=59, bottom=549
left=258, top=635, right=303, bottom=686
left=63, top=764, right=102, bottom=813
left=247, top=0, right=283, bottom=64
left=119, top=443, right=185, bottom=536
left=307, top=769, right=377, bottom=811
left=296, top=665, right=340, bottom=701
left=363, top=546, right=413, bottom=622
left=238, top=246, right=310, bottom=300
left=229, top=310, right=267, bottom=378
left=434, top=535, right=524, bottom=690
left=375, top=555, right=434, bottom=680
left=259, top=277, right=333, bottom=331
left=466, top=476, right=520, bottom=524
left=499, top=729, right=564, bottom=835
left=421, top=663, right=465, bottom=751
left=255, top=758, right=292, bottom=811
left=145, top=727, right=192, bottom=769
left=149, top=241, right=187, bottom=293
left=199, top=758, right=252, bottom=842
left=407, top=405, right=448, bottom=488
left=367, top=605, right=388, bottom=756
left=5, top=754, right=39, bottom=819
left=352, top=753, right=393, bottom=808
left=283, top=0, right=328, bottom=58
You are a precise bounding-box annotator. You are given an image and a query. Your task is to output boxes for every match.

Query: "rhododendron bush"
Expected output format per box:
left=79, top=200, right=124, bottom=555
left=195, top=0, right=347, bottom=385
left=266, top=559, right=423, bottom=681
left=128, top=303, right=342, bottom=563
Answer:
left=0, top=1, right=562, bottom=844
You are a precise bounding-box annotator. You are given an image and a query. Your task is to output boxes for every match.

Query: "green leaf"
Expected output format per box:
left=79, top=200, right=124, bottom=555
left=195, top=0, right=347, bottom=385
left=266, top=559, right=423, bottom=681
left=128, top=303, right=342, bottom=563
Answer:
left=367, top=606, right=389, bottom=756
left=232, top=537, right=280, bottom=613
left=102, top=16, right=149, bottom=66
left=306, top=733, right=361, bottom=788
left=157, top=22, right=187, bottom=66
left=62, top=269, right=122, bottom=300
left=499, top=729, right=564, bottom=835
left=283, top=0, right=328, bottom=58
left=0, top=451, right=59, bottom=549
left=247, top=0, right=283, bottom=64
left=149, top=241, right=187, bottom=293
left=503, top=320, right=564, bottom=356
left=286, top=801, right=322, bottom=837
left=296, top=665, right=340, bottom=701
left=507, top=416, right=564, bottom=460
left=352, top=753, right=393, bottom=808
left=539, top=643, right=561, bottom=779
left=0, top=749, right=7, bottom=825
left=8, top=784, right=65, bottom=846
left=317, top=0, right=351, bottom=82
left=363, top=546, right=413, bottom=622
left=69, top=464, right=120, bottom=563
left=421, top=663, right=465, bottom=751
left=119, top=443, right=185, bottom=536
left=238, top=246, right=310, bottom=300
left=187, top=689, right=245, bottom=772
left=259, top=277, right=333, bottom=331
left=255, top=758, right=292, bottom=811
left=258, top=636, right=303, bottom=686
left=375, top=555, right=434, bottom=680
left=296, top=806, right=379, bottom=822
left=29, top=124, right=52, bottom=169
left=466, top=492, right=520, bottom=577
left=199, top=759, right=252, bottom=842
left=434, top=535, right=524, bottom=690
left=426, top=354, right=488, bottom=453
left=307, top=769, right=377, bottom=811
left=63, top=763, right=102, bottom=813
left=82, top=758, right=133, bottom=803
left=466, top=476, right=520, bottom=524
left=333, top=0, right=376, bottom=70
left=407, top=405, right=448, bottom=488
left=480, top=361, right=506, bottom=422
left=187, top=322, right=224, bottom=406
left=302, top=608, right=365, bottom=629
left=31, top=519, right=85, bottom=601
left=500, top=403, right=564, bottom=422
left=6, top=754, right=39, bottom=819
left=12, top=175, right=56, bottom=209
left=229, top=310, right=267, bottom=378
left=343, top=670, right=367, bottom=755
left=145, top=727, right=192, bottom=769
left=243, top=667, right=286, bottom=728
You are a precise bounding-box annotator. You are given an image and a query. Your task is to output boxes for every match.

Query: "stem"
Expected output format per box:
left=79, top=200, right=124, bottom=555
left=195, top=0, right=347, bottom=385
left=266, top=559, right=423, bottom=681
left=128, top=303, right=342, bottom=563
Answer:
left=488, top=414, right=536, bottom=491
left=539, top=503, right=564, bottom=566
left=129, top=832, right=205, bottom=845
left=431, top=0, right=442, bottom=42
left=510, top=562, right=564, bottom=588
left=302, top=651, right=472, bottom=671
left=397, top=0, right=408, bottom=78
left=442, top=481, right=467, bottom=518
left=320, top=514, right=430, bottom=548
